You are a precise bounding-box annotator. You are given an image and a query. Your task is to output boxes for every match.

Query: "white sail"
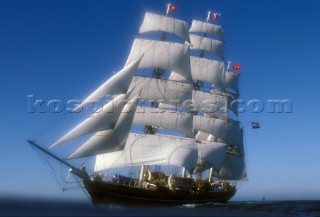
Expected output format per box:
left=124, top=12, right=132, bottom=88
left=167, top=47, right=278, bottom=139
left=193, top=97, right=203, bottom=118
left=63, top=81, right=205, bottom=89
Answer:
left=169, top=57, right=225, bottom=89
left=189, top=34, right=224, bottom=59
left=51, top=94, right=128, bottom=148
left=189, top=20, right=224, bottom=40
left=193, top=141, right=228, bottom=174
left=133, top=106, right=193, bottom=136
left=194, top=116, right=241, bottom=145
left=195, top=131, right=209, bottom=141
left=193, top=115, right=228, bottom=141
left=94, top=133, right=198, bottom=173
left=126, top=39, right=192, bottom=80
left=207, top=134, right=225, bottom=143
left=190, top=56, right=225, bottom=87
left=168, top=71, right=186, bottom=81
left=139, top=12, right=190, bottom=42
left=192, top=90, right=228, bottom=120
left=225, top=71, right=240, bottom=92
left=68, top=97, right=140, bottom=159
left=76, top=57, right=142, bottom=109
left=128, top=76, right=193, bottom=106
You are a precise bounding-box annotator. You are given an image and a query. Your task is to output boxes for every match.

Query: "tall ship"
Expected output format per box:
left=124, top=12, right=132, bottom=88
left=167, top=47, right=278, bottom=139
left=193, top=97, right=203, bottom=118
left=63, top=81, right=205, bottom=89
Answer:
left=29, top=4, right=247, bottom=206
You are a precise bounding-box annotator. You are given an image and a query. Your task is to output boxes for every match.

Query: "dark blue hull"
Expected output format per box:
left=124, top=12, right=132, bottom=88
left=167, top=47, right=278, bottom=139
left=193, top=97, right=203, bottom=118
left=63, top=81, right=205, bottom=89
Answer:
left=83, top=180, right=236, bottom=206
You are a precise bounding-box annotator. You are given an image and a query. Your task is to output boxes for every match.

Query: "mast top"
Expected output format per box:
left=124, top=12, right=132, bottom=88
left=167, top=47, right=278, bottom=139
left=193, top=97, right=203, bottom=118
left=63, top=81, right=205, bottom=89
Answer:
left=206, top=11, right=212, bottom=23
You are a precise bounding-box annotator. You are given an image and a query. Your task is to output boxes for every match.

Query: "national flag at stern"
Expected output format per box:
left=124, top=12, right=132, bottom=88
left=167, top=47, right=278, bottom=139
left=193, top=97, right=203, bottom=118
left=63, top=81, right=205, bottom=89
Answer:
left=251, top=122, right=260, bottom=129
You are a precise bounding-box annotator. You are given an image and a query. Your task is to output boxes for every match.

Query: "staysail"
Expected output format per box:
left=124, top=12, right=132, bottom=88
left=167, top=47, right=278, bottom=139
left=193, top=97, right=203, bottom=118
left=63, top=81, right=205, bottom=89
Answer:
left=51, top=94, right=128, bottom=148
left=76, top=57, right=142, bottom=109
left=68, top=96, right=140, bottom=159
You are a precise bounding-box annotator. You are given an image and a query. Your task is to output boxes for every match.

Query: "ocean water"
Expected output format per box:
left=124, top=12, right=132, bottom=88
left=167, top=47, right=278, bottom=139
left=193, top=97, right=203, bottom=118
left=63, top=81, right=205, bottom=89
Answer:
left=1, top=197, right=320, bottom=217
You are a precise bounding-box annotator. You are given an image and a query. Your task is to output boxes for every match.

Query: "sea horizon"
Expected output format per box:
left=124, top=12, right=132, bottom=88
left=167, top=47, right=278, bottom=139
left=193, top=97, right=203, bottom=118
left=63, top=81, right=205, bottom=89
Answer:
left=1, top=193, right=320, bottom=217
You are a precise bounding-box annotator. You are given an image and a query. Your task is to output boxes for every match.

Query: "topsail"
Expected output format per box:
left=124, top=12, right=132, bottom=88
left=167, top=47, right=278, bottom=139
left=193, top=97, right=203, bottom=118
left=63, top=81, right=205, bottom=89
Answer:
left=139, top=12, right=190, bottom=42
left=189, top=20, right=224, bottom=40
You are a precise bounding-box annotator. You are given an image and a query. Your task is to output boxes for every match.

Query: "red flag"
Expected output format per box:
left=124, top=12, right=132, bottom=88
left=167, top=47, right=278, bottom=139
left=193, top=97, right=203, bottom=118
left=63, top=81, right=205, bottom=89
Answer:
left=232, top=63, right=240, bottom=72
left=213, top=13, right=220, bottom=21
left=168, top=4, right=177, bottom=12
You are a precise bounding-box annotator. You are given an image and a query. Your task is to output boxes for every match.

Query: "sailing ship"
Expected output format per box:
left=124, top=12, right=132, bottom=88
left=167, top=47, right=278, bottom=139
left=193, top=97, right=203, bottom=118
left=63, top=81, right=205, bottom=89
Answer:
left=29, top=4, right=246, bottom=206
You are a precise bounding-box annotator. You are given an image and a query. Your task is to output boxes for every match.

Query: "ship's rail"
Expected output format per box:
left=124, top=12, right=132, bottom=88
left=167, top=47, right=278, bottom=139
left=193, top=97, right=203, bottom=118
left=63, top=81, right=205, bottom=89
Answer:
left=89, top=173, right=140, bottom=187
left=89, top=172, right=236, bottom=193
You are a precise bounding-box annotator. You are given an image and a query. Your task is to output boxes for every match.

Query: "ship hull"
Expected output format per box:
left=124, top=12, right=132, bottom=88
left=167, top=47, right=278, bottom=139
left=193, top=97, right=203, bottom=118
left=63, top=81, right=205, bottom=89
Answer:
left=83, top=180, right=236, bottom=206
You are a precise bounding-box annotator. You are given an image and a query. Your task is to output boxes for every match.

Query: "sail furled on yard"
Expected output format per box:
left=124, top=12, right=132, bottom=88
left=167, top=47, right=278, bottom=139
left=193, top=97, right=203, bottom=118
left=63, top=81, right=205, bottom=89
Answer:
left=133, top=106, right=193, bottom=136
left=94, top=133, right=198, bottom=173
left=68, top=96, right=140, bottom=159
left=139, top=12, right=190, bottom=42
left=126, top=39, right=192, bottom=80
left=189, top=20, right=224, bottom=41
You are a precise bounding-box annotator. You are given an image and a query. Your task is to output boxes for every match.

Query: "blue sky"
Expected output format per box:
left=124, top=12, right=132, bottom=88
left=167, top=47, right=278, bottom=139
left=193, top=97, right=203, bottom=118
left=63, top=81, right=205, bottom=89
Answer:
left=1, top=0, right=320, bottom=202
